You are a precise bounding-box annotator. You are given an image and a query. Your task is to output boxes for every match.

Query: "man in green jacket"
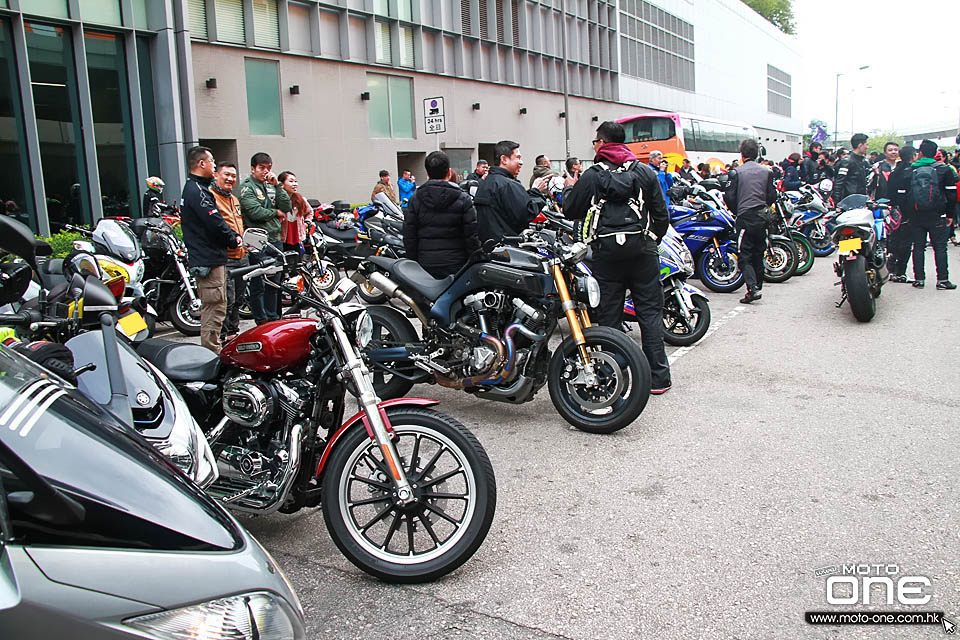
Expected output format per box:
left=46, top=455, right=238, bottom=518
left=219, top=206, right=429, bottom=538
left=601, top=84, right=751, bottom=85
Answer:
left=238, top=152, right=291, bottom=321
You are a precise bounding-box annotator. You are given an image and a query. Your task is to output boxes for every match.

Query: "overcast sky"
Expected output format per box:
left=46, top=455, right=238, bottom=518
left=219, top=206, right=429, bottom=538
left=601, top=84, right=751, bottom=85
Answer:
left=792, top=0, right=960, bottom=139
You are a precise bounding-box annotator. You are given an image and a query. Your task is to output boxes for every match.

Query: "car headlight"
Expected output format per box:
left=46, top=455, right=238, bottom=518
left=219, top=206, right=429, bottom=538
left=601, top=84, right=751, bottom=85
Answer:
left=574, top=275, right=601, bottom=308
left=124, top=591, right=305, bottom=640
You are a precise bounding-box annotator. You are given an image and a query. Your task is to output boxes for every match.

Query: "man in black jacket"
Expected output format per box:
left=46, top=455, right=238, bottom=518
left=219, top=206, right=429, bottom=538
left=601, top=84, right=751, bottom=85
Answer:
left=563, top=121, right=672, bottom=394
left=404, top=151, right=480, bottom=279
left=475, top=140, right=546, bottom=242
left=180, top=146, right=241, bottom=352
left=832, top=133, right=869, bottom=203
left=886, top=145, right=916, bottom=282
left=908, top=139, right=958, bottom=289
left=869, top=141, right=899, bottom=200
left=723, top=138, right=777, bottom=304
left=801, top=142, right=822, bottom=184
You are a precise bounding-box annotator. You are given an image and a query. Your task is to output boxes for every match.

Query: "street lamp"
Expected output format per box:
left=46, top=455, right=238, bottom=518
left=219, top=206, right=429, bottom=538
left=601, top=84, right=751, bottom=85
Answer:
left=834, top=65, right=870, bottom=148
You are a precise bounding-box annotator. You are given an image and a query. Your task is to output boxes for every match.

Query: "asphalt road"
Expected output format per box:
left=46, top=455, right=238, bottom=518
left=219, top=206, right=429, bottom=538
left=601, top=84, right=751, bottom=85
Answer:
left=163, top=245, right=960, bottom=639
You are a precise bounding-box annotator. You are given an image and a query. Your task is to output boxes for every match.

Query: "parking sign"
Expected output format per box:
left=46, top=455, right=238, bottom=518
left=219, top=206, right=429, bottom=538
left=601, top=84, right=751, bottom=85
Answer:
left=424, top=97, right=445, bottom=134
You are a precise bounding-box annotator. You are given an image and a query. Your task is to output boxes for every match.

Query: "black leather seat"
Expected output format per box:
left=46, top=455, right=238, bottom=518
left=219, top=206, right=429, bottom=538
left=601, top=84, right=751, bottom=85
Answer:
left=135, top=338, right=221, bottom=382
left=367, top=256, right=454, bottom=301
left=319, top=220, right=358, bottom=242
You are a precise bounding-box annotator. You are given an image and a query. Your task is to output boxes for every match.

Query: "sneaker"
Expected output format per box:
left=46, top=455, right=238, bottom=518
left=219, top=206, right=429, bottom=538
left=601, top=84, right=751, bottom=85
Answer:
left=739, top=289, right=762, bottom=304
left=936, top=280, right=957, bottom=290
left=912, top=280, right=925, bottom=289
left=650, top=382, right=672, bottom=395
left=889, top=274, right=908, bottom=283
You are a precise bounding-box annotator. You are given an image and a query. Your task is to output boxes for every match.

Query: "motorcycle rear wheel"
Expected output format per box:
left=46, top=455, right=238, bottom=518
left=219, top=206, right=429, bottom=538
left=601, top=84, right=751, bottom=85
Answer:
left=321, top=407, right=496, bottom=583
left=547, top=326, right=650, bottom=434
left=169, top=290, right=201, bottom=337
left=843, top=254, right=876, bottom=322
left=762, top=239, right=798, bottom=283
left=663, top=293, right=711, bottom=347
left=365, top=305, right=420, bottom=399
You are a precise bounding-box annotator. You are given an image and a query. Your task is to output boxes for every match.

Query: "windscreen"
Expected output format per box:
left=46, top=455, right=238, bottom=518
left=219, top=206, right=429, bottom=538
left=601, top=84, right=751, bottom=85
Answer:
left=93, top=219, right=140, bottom=262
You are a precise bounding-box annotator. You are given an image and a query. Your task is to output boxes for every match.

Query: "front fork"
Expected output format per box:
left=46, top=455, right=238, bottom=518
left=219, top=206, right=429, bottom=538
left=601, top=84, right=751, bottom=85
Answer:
left=174, top=253, right=200, bottom=305
left=330, top=316, right=416, bottom=506
left=551, top=264, right=597, bottom=384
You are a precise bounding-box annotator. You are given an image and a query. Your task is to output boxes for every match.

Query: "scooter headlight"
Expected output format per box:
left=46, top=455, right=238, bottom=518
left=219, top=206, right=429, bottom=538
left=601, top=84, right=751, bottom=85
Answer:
left=125, top=591, right=305, bottom=640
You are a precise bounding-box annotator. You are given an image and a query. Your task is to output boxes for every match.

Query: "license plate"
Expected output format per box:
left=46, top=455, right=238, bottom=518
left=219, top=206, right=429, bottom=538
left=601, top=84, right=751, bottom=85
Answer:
left=837, top=237, right=861, bottom=253
left=118, top=311, right=148, bottom=337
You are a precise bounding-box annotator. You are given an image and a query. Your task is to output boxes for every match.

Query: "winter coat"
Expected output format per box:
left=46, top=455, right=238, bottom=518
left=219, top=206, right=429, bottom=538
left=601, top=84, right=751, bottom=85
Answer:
left=180, top=174, right=239, bottom=268
left=238, top=176, right=291, bottom=242
left=403, top=179, right=480, bottom=278
left=474, top=166, right=546, bottom=242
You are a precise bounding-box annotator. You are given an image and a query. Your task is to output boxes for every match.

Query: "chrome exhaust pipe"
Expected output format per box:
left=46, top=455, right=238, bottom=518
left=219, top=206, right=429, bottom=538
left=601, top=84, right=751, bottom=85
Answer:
left=366, top=271, right=431, bottom=326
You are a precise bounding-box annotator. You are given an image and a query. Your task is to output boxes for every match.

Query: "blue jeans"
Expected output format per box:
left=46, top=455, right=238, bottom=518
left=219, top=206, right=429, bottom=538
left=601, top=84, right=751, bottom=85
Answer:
left=247, top=242, right=282, bottom=321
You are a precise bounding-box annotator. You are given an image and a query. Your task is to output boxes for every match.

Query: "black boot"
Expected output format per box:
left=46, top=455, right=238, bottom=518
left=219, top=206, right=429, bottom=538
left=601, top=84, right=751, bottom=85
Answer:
left=739, top=287, right=762, bottom=304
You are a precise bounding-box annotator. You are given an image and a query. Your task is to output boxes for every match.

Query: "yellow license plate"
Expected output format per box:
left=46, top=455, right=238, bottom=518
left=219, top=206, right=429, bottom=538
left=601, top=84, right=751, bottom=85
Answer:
left=837, top=237, right=861, bottom=253
left=118, top=311, right=148, bottom=336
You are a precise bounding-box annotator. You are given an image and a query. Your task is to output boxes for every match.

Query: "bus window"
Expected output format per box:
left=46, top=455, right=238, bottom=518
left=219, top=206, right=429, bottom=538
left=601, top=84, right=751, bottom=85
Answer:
left=624, top=117, right=676, bottom=143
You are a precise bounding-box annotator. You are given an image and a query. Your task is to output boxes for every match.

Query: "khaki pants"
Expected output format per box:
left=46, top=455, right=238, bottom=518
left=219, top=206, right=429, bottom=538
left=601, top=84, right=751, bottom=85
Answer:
left=198, top=265, right=227, bottom=353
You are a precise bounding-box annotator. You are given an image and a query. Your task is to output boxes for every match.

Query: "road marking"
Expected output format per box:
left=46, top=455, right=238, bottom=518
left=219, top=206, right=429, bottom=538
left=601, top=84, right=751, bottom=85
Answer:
left=667, top=305, right=746, bottom=365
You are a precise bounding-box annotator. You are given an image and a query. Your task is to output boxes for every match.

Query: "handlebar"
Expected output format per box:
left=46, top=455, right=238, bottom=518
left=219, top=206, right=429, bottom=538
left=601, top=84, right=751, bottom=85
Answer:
left=0, top=310, right=39, bottom=328
left=229, top=258, right=279, bottom=281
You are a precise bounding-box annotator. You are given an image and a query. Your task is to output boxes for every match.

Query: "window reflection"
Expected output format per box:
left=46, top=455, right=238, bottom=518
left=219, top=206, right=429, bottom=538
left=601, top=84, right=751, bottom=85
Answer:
left=85, top=31, right=137, bottom=218
left=26, top=22, right=90, bottom=228
left=0, top=19, right=33, bottom=229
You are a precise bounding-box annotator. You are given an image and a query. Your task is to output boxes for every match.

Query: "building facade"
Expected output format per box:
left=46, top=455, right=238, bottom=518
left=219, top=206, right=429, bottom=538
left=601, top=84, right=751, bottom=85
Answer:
left=1, top=0, right=801, bottom=234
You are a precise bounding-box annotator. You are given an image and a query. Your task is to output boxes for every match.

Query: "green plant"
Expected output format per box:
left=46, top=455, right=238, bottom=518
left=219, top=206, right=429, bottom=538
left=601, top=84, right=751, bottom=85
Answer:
left=37, top=230, right=86, bottom=259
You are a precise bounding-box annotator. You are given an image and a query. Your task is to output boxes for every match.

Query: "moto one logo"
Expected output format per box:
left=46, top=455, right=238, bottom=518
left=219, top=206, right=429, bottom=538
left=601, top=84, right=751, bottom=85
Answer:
left=825, top=565, right=931, bottom=606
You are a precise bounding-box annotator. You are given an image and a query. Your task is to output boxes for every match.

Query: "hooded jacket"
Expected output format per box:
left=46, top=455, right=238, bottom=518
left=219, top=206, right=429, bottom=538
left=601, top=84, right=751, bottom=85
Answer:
left=908, top=157, right=958, bottom=219
left=475, top=166, right=546, bottom=242
left=403, top=179, right=480, bottom=278
left=561, top=143, right=669, bottom=255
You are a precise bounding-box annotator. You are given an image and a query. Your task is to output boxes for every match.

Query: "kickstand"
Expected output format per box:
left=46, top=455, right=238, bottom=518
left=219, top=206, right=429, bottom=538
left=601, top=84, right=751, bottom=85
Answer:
left=835, top=294, right=846, bottom=309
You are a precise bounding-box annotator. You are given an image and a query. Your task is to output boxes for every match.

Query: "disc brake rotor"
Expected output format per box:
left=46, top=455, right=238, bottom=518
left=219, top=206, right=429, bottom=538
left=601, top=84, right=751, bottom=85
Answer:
left=565, top=350, right=626, bottom=410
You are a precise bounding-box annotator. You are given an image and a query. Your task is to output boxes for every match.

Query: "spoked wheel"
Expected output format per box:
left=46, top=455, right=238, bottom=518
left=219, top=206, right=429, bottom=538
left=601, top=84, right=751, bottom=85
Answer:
left=169, top=289, right=201, bottom=336
left=322, top=408, right=497, bottom=583
left=762, top=239, right=798, bottom=283
left=791, top=232, right=815, bottom=276
left=547, top=326, right=651, bottom=434
left=696, top=250, right=745, bottom=293
left=662, top=293, right=711, bottom=347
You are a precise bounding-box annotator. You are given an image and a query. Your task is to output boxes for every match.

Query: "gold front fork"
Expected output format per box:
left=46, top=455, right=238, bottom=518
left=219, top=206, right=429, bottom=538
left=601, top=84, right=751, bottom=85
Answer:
left=551, top=264, right=591, bottom=363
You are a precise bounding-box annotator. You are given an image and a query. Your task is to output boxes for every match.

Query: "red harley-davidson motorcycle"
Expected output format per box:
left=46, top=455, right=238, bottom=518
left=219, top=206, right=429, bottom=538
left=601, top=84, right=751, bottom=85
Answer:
left=135, top=230, right=496, bottom=583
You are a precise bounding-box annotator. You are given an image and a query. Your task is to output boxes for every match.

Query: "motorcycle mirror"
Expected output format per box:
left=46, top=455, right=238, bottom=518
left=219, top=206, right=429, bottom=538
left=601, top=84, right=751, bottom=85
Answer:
left=0, top=215, right=45, bottom=268
left=73, top=240, right=96, bottom=253
left=82, top=276, right=119, bottom=313
left=0, top=262, right=33, bottom=306
left=243, top=228, right=269, bottom=251
left=481, top=238, right=499, bottom=254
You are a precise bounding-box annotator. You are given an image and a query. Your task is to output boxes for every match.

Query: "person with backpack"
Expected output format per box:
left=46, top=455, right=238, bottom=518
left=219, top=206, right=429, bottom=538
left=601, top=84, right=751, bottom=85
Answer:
left=886, top=146, right=917, bottom=283
left=723, top=138, right=778, bottom=304
left=908, top=139, right=958, bottom=289
left=562, top=121, right=672, bottom=394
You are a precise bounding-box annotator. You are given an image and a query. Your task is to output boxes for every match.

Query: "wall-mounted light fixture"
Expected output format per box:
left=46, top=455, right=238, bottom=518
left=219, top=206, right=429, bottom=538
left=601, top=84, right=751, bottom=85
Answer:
left=558, top=111, right=566, bottom=118
left=205, top=78, right=217, bottom=89
left=591, top=115, right=599, bottom=121
left=519, top=107, right=527, bottom=115
left=472, top=102, right=480, bottom=110
left=289, top=85, right=300, bottom=95
left=360, top=91, right=370, bottom=101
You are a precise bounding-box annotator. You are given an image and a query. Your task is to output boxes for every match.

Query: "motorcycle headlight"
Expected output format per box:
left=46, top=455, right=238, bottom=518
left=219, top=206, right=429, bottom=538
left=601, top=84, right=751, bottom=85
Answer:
left=679, top=245, right=695, bottom=276
left=124, top=592, right=305, bottom=640
left=355, top=310, right=373, bottom=349
left=575, top=275, right=601, bottom=308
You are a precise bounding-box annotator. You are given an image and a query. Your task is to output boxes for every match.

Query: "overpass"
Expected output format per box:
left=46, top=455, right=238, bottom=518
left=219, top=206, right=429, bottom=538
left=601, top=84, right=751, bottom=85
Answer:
left=902, top=125, right=960, bottom=145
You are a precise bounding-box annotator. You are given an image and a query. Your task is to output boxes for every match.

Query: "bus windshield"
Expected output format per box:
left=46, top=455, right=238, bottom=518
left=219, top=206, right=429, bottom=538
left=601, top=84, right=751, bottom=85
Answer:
left=622, top=116, right=676, bottom=143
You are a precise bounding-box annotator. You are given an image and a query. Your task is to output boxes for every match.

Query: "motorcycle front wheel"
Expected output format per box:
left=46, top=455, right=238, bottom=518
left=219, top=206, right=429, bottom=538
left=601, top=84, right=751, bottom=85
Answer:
left=321, top=407, right=497, bottom=583
left=807, top=226, right=836, bottom=257
left=662, top=293, right=711, bottom=347
left=357, top=277, right=389, bottom=304
left=762, top=239, right=798, bottom=283
left=547, top=326, right=651, bottom=434
left=169, top=289, right=202, bottom=336
left=791, top=233, right=816, bottom=276
left=695, top=250, right=745, bottom=293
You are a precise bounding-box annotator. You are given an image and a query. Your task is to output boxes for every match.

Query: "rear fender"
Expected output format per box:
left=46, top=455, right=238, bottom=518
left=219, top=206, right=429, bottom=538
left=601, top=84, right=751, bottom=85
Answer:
left=315, top=397, right=440, bottom=477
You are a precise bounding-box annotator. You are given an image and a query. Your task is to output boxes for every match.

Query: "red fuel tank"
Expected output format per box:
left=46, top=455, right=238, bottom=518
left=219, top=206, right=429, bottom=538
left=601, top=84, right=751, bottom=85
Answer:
left=220, top=318, right=320, bottom=372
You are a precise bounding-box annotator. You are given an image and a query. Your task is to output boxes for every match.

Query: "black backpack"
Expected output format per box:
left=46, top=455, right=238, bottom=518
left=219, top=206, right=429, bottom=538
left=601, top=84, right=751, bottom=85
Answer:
left=910, top=164, right=945, bottom=213
left=575, top=162, right=649, bottom=244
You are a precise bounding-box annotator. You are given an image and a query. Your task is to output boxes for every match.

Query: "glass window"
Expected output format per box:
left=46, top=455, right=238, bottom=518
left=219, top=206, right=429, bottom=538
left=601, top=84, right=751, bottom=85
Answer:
left=373, top=0, right=389, bottom=17
left=287, top=1, right=313, bottom=53
left=244, top=58, right=282, bottom=135
left=132, top=0, right=149, bottom=29
left=0, top=19, right=33, bottom=230
left=388, top=75, right=412, bottom=138
left=366, top=73, right=413, bottom=139
left=85, top=31, right=138, bottom=218
left=399, top=26, right=414, bottom=67
left=188, top=0, right=208, bottom=39
left=375, top=21, right=392, bottom=64
left=79, top=0, right=122, bottom=25
left=398, top=0, right=413, bottom=22
left=252, top=0, right=280, bottom=48
left=136, top=36, right=160, bottom=181
left=23, top=0, right=69, bottom=19
left=215, top=0, right=246, bottom=44
left=623, top=116, right=675, bottom=143
left=26, top=22, right=90, bottom=227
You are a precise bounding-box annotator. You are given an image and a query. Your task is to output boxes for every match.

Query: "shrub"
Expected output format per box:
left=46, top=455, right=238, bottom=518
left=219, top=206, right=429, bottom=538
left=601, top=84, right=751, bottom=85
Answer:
left=37, top=230, right=86, bottom=259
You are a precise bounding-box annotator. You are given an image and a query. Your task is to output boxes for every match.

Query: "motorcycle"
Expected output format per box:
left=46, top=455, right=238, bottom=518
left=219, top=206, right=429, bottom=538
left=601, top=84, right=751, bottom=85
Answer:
left=831, top=195, right=891, bottom=322
left=361, top=231, right=652, bottom=434
left=0, top=216, right=217, bottom=489
left=135, top=229, right=497, bottom=583
left=128, top=216, right=202, bottom=336
left=762, top=195, right=805, bottom=281
left=787, top=184, right=835, bottom=257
